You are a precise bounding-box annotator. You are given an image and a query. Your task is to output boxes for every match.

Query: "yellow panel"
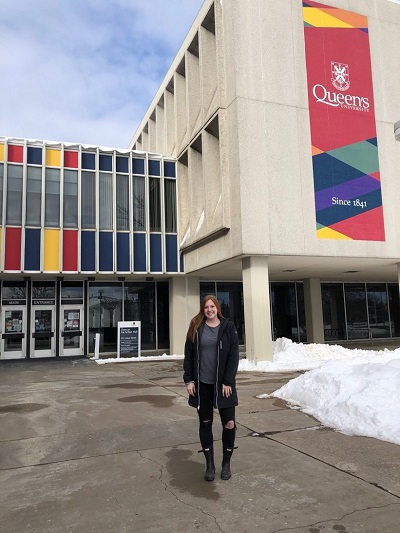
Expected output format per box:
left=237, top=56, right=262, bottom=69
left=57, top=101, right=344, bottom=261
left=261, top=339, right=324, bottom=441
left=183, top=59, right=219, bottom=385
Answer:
left=0, top=144, right=4, bottom=162
left=44, top=229, right=60, bottom=271
left=303, top=7, right=353, bottom=28
left=317, top=227, right=352, bottom=240
left=46, top=148, right=61, bottom=167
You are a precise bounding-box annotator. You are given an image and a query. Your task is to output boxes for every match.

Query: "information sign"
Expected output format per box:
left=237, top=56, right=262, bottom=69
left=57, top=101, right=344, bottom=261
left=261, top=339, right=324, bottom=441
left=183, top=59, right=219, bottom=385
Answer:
left=117, top=321, right=141, bottom=358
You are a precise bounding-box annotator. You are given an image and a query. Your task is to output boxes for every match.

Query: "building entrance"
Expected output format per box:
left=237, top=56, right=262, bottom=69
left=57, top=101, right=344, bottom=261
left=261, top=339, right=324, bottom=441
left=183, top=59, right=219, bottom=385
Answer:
left=1, top=307, right=26, bottom=359
left=60, top=305, right=84, bottom=356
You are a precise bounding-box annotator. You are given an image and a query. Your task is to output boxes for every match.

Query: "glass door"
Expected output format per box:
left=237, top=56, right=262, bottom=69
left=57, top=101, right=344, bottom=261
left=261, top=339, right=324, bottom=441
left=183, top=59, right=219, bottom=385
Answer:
left=1, top=307, right=26, bottom=359
left=31, top=307, right=55, bottom=358
left=61, top=306, right=84, bottom=356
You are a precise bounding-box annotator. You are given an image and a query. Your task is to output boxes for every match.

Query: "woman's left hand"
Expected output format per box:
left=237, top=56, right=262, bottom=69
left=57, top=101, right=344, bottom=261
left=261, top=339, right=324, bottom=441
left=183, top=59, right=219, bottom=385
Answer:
left=222, top=384, right=232, bottom=398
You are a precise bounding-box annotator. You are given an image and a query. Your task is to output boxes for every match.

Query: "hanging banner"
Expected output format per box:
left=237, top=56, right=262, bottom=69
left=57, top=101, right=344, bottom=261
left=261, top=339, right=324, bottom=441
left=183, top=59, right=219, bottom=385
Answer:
left=303, top=1, right=385, bottom=241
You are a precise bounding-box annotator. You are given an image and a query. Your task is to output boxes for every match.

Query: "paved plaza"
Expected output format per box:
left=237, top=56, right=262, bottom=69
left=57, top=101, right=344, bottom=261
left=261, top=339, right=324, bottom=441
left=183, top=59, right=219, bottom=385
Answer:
left=0, top=358, right=399, bottom=532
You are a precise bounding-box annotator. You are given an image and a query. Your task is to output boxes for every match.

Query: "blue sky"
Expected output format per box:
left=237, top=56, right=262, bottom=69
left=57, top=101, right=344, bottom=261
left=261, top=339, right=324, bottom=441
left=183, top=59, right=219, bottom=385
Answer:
left=0, top=0, right=203, bottom=148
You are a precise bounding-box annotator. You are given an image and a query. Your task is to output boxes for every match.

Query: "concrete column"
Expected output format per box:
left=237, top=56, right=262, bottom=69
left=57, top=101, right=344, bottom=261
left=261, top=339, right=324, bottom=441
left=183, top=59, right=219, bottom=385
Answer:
left=303, top=278, right=324, bottom=344
left=169, top=276, right=199, bottom=355
left=242, top=256, right=273, bottom=362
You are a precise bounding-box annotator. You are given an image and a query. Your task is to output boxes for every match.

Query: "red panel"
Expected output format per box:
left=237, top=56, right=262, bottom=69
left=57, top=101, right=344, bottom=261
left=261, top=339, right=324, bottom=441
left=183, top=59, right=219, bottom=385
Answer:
left=8, top=145, right=23, bottom=163
left=330, top=206, right=385, bottom=241
left=63, top=230, right=78, bottom=271
left=64, top=151, right=79, bottom=168
left=4, top=227, right=22, bottom=270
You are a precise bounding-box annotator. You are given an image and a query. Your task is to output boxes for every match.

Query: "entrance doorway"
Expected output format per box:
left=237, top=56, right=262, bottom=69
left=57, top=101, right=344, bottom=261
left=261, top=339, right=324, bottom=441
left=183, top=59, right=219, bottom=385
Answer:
left=1, top=307, right=26, bottom=359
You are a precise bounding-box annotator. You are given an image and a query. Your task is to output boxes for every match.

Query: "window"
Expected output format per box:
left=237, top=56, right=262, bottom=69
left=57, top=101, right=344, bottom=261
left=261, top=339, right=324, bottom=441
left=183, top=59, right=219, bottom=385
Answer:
left=26, top=166, right=42, bottom=226
left=345, top=283, right=368, bottom=340
left=367, top=284, right=390, bottom=339
left=116, top=174, right=129, bottom=231
left=63, top=170, right=78, bottom=228
left=322, top=283, right=346, bottom=341
left=132, top=176, right=145, bottom=231
left=164, top=179, right=177, bottom=232
left=99, top=172, right=113, bottom=230
left=6, top=164, right=23, bottom=225
left=81, top=171, right=96, bottom=229
left=45, top=168, right=60, bottom=227
left=149, top=178, right=161, bottom=232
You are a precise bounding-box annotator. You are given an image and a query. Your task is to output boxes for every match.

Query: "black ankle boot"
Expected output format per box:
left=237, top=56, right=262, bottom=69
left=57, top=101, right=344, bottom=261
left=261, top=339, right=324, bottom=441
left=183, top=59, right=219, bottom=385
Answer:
left=221, top=448, right=233, bottom=480
left=201, top=447, right=215, bottom=481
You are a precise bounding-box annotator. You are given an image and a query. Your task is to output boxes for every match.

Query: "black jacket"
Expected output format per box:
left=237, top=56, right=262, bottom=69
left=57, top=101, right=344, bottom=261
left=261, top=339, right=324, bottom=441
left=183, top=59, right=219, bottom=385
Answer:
left=183, top=319, right=239, bottom=409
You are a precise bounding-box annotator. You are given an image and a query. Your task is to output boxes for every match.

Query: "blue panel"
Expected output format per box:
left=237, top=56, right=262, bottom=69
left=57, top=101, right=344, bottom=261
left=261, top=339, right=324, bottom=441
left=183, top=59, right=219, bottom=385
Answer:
left=117, top=233, right=130, bottom=272
left=81, top=152, right=95, bottom=170
left=116, top=156, right=129, bottom=173
left=164, top=161, right=176, bottom=178
left=165, top=234, right=178, bottom=272
left=148, top=159, right=160, bottom=176
left=150, top=233, right=162, bottom=272
left=27, top=147, right=42, bottom=165
left=99, top=232, right=114, bottom=271
left=132, top=158, right=145, bottom=175
left=133, top=233, right=146, bottom=272
left=81, top=231, right=96, bottom=271
left=24, top=228, right=41, bottom=270
left=180, top=253, right=184, bottom=273
left=99, top=154, right=112, bottom=171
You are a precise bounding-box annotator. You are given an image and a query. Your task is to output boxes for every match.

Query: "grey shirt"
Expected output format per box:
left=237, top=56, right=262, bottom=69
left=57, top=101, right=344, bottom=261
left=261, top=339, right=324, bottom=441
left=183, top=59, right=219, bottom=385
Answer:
left=199, top=323, right=220, bottom=384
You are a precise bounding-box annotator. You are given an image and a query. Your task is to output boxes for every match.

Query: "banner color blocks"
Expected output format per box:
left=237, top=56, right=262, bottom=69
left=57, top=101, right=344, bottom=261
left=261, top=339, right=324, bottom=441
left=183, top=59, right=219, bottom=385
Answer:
left=303, top=1, right=385, bottom=241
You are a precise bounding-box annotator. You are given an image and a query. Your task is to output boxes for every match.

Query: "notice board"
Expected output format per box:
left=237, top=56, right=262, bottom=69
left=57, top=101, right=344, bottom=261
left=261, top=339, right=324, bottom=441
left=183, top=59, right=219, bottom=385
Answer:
left=117, top=321, right=141, bottom=358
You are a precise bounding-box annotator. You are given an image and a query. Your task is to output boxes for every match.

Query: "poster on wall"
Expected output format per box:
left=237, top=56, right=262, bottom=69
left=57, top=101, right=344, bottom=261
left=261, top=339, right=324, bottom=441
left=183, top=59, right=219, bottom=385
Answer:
left=303, top=1, right=385, bottom=241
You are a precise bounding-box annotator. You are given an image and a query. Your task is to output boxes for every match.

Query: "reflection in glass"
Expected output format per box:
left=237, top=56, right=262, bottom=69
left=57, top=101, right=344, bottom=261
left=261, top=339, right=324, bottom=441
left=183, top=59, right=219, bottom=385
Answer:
left=388, top=285, right=400, bottom=337
left=367, top=284, right=389, bottom=338
left=322, top=283, right=346, bottom=341
left=89, top=283, right=122, bottom=353
left=34, top=309, right=52, bottom=350
left=4, top=310, right=23, bottom=352
left=217, top=283, right=245, bottom=344
left=271, top=283, right=300, bottom=342
left=124, top=282, right=155, bottom=350
left=345, top=283, right=368, bottom=340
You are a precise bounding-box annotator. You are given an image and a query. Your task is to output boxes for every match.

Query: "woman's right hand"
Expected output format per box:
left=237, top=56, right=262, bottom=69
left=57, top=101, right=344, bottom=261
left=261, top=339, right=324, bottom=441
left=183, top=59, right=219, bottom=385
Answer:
left=186, top=382, right=196, bottom=396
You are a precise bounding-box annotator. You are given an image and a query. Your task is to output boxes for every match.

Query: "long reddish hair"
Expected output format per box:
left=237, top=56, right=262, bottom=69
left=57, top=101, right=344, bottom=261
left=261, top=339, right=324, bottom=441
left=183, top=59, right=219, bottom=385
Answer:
left=187, top=294, right=224, bottom=342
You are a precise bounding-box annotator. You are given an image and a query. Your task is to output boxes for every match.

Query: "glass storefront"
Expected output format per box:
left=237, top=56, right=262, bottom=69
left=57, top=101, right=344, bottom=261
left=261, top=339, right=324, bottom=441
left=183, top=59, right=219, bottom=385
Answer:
left=88, top=280, right=169, bottom=353
left=322, top=282, right=400, bottom=341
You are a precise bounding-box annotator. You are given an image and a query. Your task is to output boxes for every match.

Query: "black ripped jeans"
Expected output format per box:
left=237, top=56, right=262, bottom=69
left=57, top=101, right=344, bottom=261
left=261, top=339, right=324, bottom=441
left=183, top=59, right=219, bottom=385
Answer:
left=197, top=382, right=236, bottom=450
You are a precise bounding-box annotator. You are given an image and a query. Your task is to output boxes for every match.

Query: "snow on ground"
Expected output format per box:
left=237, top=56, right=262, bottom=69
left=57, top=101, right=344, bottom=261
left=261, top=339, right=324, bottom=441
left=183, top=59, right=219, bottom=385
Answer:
left=94, top=337, right=400, bottom=446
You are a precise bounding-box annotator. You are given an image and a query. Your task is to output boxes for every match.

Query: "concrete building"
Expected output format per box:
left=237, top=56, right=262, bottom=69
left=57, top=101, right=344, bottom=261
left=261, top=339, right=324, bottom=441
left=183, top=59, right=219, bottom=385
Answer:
left=129, top=0, right=400, bottom=360
left=2, top=0, right=400, bottom=362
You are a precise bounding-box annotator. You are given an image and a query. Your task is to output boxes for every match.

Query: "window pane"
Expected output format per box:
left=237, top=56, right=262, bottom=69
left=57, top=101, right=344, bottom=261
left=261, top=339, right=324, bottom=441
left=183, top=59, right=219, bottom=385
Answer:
left=45, top=168, right=60, bottom=227
left=63, top=170, right=78, bottom=228
left=116, top=174, right=129, bottom=231
left=6, top=164, right=23, bottom=225
left=345, top=283, right=368, bottom=340
left=270, top=283, right=298, bottom=342
left=81, top=171, right=96, bottom=229
left=388, top=284, right=400, bottom=337
left=295, top=282, right=307, bottom=343
left=149, top=178, right=161, bottom=232
left=322, top=283, right=346, bottom=341
left=164, top=179, right=177, bottom=232
left=26, top=166, right=42, bottom=226
left=133, top=176, right=145, bottom=231
left=217, top=282, right=245, bottom=344
left=99, top=172, right=113, bottom=230
left=124, top=282, right=155, bottom=350
left=89, top=282, right=122, bottom=353
left=157, top=281, right=169, bottom=349
left=367, top=284, right=390, bottom=338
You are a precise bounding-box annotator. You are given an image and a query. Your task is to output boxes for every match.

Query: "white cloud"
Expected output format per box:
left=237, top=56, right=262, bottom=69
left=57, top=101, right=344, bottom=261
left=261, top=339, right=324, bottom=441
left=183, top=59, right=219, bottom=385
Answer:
left=0, top=0, right=203, bottom=147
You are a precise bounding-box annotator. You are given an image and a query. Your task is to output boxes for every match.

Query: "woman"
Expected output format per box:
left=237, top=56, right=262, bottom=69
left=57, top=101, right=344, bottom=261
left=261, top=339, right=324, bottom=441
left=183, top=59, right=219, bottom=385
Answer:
left=183, top=295, right=239, bottom=481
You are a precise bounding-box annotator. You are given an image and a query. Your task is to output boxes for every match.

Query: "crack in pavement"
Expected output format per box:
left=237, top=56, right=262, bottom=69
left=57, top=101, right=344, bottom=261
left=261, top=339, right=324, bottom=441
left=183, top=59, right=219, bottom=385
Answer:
left=271, top=501, right=400, bottom=533
left=137, top=449, right=226, bottom=533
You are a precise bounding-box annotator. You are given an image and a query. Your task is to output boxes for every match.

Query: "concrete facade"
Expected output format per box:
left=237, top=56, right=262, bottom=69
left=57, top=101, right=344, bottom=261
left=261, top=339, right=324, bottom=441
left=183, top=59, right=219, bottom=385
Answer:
left=130, top=0, right=400, bottom=359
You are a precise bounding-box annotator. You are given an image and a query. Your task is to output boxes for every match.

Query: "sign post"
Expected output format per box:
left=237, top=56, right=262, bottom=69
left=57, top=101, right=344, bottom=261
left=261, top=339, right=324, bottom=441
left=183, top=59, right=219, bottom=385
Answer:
left=117, top=321, right=141, bottom=358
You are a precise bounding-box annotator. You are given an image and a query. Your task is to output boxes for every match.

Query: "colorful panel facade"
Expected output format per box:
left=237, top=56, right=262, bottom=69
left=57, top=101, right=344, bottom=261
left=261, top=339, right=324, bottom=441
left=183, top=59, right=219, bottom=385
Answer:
left=303, top=1, right=385, bottom=241
left=0, top=139, right=179, bottom=274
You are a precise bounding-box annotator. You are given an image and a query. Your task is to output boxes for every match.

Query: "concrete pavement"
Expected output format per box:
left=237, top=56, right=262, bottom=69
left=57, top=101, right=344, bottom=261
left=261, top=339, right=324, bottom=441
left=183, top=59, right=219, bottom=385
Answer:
left=0, top=358, right=399, bottom=532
